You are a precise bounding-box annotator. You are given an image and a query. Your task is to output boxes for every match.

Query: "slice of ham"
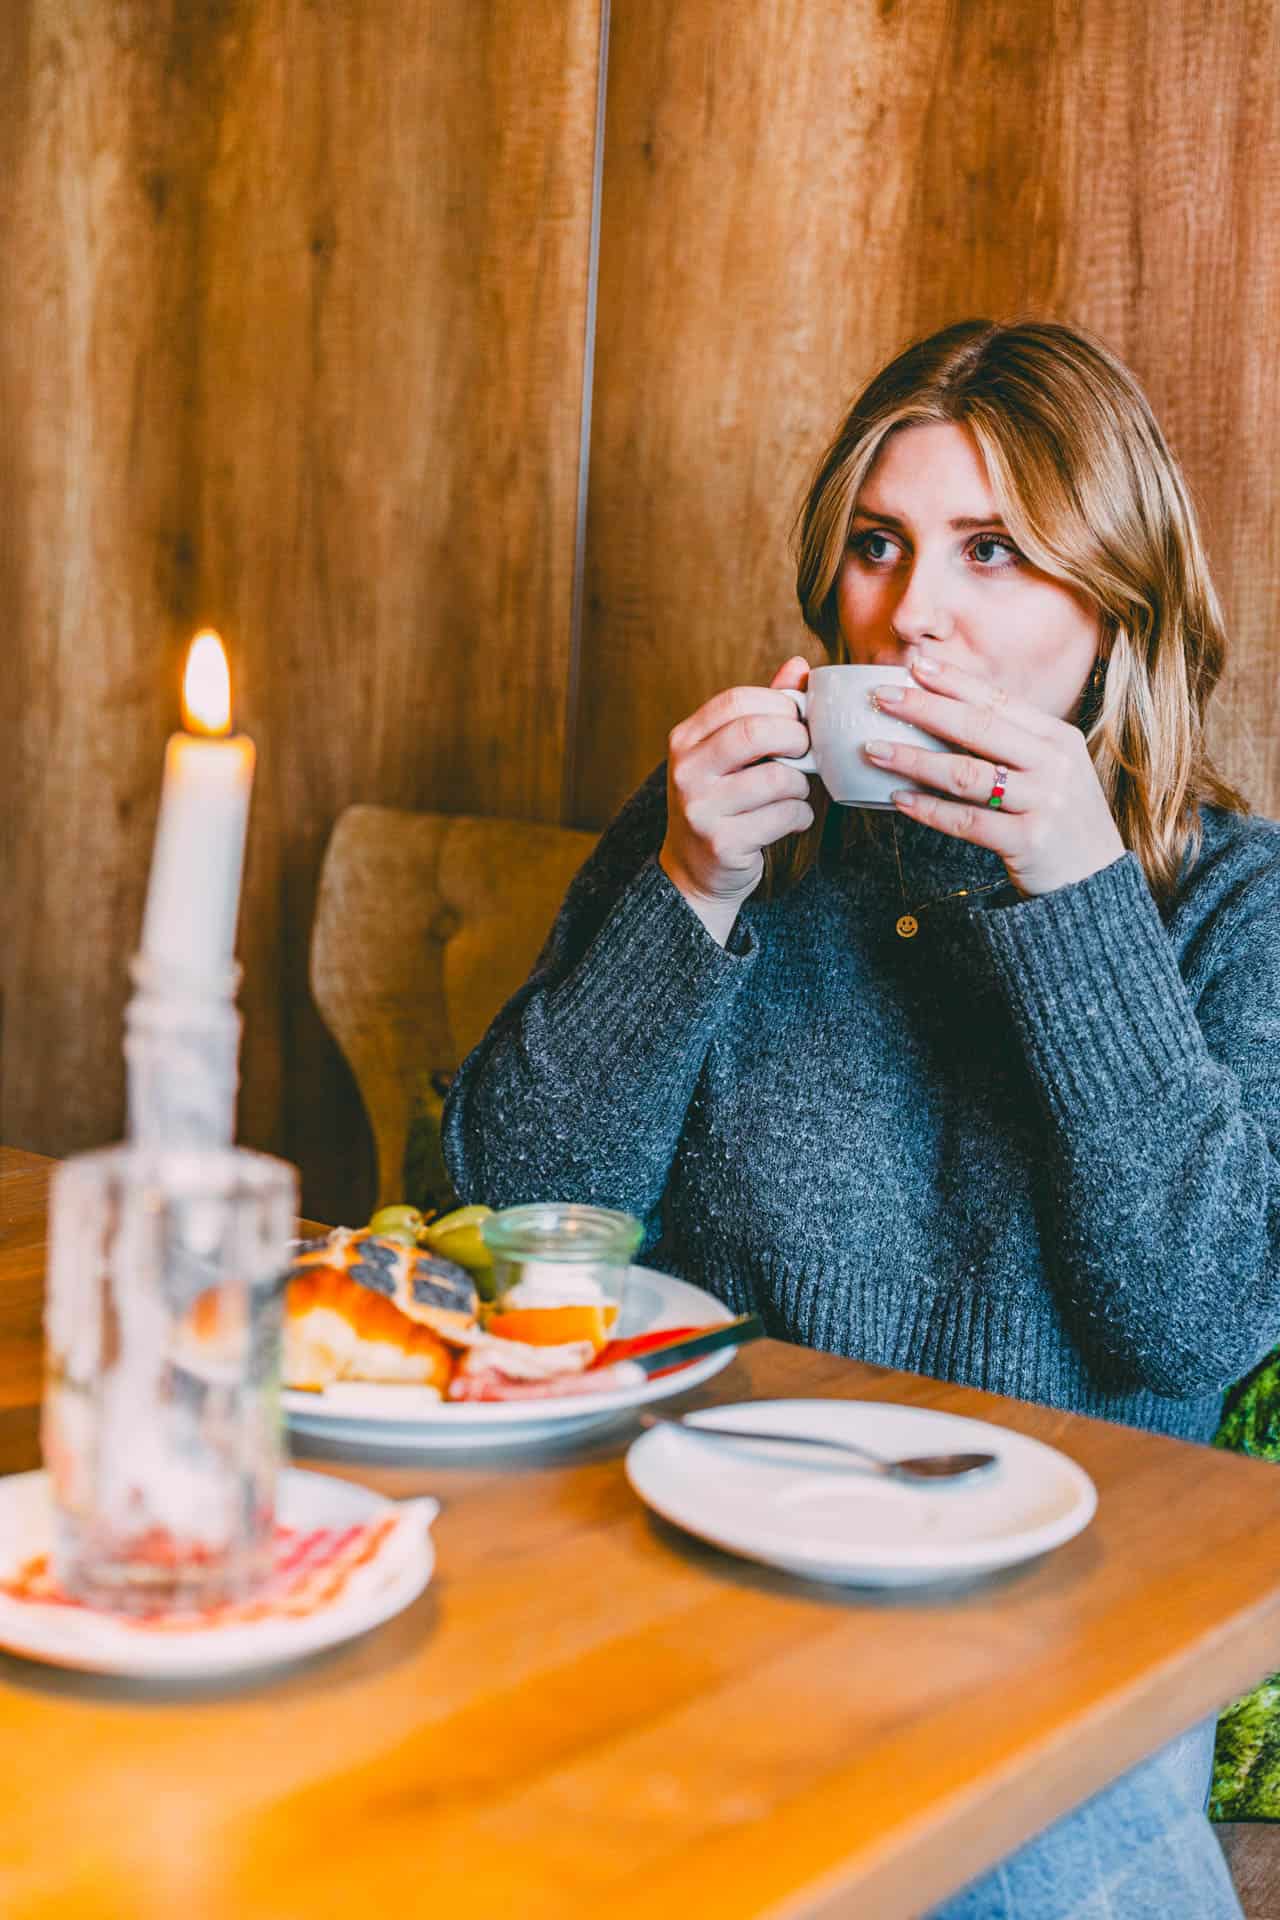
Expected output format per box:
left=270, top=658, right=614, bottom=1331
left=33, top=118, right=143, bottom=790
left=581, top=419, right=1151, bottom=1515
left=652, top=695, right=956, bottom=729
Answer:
left=447, top=1360, right=647, bottom=1403
left=446, top=1322, right=724, bottom=1401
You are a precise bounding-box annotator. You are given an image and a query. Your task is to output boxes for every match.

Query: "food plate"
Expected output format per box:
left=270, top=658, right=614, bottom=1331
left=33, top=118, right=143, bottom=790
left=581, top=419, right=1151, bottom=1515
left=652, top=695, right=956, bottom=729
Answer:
left=283, top=1266, right=734, bottom=1451
left=625, top=1399, right=1097, bottom=1587
left=0, top=1469, right=436, bottom=1678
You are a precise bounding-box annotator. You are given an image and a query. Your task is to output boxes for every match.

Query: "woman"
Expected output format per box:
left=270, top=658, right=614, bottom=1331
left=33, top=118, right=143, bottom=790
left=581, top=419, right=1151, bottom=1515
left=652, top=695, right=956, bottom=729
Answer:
left=444, top=320, right=1280, bottom=1916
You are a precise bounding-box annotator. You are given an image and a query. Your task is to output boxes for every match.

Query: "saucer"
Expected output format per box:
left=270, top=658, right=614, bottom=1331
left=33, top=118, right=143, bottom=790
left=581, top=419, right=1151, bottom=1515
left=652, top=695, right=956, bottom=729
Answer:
left=0, top=1469, right=437, bottom=1677
left=626, top=1399, right=1097, bottom=1587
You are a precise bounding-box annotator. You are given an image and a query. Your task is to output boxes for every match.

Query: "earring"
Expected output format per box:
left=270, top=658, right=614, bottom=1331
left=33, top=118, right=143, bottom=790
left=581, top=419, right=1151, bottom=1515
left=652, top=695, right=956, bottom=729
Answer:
left=1090, top=657, right=1108, bottom=698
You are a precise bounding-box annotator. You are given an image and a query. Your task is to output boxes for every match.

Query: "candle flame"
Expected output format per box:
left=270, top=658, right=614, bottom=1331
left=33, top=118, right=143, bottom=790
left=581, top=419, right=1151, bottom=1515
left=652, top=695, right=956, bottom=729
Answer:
left=182, top=631, right=232, bottom=736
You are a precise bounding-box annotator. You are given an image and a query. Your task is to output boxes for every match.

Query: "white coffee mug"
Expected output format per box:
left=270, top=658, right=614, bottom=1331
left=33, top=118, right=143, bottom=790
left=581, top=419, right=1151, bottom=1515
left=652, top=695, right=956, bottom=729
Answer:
left=775, top=664, right=944, bottom=809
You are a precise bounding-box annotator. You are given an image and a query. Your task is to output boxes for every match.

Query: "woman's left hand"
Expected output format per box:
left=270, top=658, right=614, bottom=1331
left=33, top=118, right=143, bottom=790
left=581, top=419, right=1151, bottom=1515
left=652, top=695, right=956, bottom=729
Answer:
left=865, top=652, right=1126, bottom=898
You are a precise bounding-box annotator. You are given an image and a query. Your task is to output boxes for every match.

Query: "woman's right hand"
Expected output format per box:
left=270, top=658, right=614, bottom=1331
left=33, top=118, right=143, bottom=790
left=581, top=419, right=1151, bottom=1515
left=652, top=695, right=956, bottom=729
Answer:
left=658, top=655, right=814, bottom=944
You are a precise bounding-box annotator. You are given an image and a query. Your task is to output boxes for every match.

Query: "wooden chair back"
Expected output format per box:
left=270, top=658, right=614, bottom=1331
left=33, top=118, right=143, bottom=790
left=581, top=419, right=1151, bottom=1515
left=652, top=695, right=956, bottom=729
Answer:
left=310, top=804, right=598, bottom=1206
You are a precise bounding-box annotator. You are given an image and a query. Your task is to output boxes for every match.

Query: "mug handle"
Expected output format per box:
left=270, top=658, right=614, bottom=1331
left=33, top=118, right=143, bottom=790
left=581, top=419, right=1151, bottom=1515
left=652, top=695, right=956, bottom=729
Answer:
left=773, top=686, right=818, bottom=774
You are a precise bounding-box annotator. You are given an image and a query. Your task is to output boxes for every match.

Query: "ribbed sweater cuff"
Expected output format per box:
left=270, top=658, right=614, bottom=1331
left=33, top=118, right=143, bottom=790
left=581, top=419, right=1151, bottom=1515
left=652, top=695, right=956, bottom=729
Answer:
left=544, top=857, right=756, bottom=1047
left=972, top=853, right=1208, bottom=1128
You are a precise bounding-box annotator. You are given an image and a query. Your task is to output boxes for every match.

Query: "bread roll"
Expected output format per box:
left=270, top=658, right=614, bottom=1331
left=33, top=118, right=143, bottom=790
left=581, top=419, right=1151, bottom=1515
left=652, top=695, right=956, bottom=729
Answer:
left=285, top=1264, right=453, bottom=1392
left=290, top=1228, right=477, bottom=1340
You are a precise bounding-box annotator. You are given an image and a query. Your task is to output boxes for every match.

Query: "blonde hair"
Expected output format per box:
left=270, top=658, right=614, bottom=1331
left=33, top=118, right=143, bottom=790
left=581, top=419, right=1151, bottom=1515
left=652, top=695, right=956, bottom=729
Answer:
left=772, top=319, right=1246, bottom=900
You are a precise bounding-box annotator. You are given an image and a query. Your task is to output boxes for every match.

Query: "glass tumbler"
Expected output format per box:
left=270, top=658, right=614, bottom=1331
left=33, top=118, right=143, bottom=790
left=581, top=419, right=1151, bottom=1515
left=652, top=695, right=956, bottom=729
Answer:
left=41, top=1143, right=298, bottom=1614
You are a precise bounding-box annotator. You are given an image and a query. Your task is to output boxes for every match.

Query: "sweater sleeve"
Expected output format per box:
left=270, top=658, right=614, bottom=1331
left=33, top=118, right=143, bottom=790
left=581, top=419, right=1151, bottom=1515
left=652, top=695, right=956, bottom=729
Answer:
left=441, top=767, right=759, bottom=1245
left=972, top=843, right=1280, bottom=1396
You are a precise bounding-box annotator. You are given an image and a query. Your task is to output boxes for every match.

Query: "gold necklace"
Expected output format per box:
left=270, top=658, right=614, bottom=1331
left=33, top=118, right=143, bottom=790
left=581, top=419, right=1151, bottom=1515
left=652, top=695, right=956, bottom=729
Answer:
left=889, top=819, right=1006, bottom=939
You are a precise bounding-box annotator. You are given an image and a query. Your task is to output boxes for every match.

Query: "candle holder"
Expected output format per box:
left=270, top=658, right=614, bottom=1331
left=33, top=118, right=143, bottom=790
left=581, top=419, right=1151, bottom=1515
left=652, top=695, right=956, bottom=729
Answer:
left=124, top=952, right=243, bottom=1148
left=42, top=1142, right=297, bottom=1614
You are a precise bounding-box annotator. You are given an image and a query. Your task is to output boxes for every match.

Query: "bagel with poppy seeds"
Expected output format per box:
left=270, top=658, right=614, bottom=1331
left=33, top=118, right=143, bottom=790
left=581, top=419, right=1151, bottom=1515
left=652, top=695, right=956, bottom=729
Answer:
left=289, top=1228, right=477, bottom=1340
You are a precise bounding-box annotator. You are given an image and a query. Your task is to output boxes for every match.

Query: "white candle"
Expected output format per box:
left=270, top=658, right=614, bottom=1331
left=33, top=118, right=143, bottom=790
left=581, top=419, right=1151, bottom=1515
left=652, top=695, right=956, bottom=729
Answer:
left=139, top=632, right=256, bottom=986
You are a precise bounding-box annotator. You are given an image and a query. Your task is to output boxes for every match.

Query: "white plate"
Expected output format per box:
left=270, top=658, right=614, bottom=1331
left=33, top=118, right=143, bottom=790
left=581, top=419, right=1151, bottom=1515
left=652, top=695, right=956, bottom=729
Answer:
left=283, top=1267, right=735, bottom=1452
left=626, top=1399, right=1097, bottom=1587
left=0, top=1469, right=436, bottom=1678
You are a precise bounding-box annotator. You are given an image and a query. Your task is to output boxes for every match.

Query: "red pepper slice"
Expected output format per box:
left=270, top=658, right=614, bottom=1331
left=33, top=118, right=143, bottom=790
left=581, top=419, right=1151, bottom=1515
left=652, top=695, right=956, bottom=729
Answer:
left=591, top=1325, right=707, bottom=1369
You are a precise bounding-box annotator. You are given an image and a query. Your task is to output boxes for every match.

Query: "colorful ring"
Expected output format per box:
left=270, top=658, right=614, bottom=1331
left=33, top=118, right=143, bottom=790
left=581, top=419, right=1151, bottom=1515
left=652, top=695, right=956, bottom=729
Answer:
left=988, top=765, right=1009, bottom=810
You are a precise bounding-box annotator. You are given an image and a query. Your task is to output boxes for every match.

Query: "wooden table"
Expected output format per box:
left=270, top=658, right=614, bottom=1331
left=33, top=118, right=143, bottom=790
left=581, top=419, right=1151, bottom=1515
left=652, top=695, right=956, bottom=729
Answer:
left=3, top=1144, right=1279, bottom=1920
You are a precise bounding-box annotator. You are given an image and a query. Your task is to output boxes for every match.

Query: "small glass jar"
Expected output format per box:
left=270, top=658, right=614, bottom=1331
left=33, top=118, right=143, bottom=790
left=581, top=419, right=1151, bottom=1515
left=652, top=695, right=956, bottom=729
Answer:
left=480, top=1203, right=642, bottom=1334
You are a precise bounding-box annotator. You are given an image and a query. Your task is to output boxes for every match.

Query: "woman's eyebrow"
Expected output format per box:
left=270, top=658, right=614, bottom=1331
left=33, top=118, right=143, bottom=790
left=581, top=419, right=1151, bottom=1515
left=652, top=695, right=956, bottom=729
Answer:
left=850, top=504, right=1008, bottom=531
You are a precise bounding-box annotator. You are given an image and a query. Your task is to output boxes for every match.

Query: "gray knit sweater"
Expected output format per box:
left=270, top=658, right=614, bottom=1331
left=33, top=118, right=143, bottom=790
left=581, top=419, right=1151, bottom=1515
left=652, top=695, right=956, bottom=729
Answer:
left=442, top=768, right=1280, bottom=1442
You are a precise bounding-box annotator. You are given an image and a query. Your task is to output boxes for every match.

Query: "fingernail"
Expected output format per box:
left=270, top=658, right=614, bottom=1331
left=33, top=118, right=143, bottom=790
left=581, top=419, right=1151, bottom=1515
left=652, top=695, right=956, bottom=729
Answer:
left=891, top=789, right=918, bottom=807
left=913, top=656, right=940, bottom=677
left=875, top=686, right=906, bottom=706
left=864, top=741, right=896, bottom=764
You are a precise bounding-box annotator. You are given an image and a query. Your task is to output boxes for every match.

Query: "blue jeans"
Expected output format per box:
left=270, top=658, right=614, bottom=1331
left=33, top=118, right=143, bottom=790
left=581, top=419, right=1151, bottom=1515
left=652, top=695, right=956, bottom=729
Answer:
left=928, top=1718, right=1242, bottom=1919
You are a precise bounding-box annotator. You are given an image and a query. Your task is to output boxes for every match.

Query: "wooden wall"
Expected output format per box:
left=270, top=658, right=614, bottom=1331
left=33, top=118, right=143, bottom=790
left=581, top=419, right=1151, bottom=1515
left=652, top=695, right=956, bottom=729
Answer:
left=0, top=0, right=602, bottom=1215
left=3, top=0, right=1278, bottom=1217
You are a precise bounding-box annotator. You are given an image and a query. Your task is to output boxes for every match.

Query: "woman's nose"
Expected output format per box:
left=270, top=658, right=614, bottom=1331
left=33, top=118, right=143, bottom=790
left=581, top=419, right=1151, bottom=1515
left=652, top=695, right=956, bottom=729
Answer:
left=890, top=560, right=955, bottom=645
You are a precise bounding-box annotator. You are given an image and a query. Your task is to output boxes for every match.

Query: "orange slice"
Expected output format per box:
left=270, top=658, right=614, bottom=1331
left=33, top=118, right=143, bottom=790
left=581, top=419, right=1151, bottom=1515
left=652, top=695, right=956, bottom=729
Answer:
left=484, top=1303, right=619, bottom=1351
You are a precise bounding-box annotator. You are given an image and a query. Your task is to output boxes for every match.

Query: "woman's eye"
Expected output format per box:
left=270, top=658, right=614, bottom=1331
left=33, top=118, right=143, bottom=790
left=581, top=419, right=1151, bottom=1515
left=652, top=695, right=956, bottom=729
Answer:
left=968, top=534, right=1021, bottom=569
left=852, top=530, right=903, bottom=566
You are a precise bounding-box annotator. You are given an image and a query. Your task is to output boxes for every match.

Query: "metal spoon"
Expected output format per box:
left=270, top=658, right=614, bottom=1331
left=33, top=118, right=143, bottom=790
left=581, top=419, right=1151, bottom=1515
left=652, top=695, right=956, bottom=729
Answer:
left=639, top=1412, right=998, bottom=1484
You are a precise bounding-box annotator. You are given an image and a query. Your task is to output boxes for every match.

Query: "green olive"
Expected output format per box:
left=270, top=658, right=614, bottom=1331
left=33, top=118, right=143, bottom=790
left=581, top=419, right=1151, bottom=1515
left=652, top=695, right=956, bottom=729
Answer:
left=420, top=1205, right=496, bottom=1277
left=368, top=1204, right=427, bottom=1237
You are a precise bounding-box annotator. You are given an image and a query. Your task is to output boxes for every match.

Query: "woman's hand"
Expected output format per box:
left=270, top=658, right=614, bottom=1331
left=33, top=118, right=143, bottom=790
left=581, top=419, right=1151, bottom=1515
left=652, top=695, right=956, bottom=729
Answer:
left=659, top=656, right=814, bottom=943
left=865, top=650, right=1125, bottom=897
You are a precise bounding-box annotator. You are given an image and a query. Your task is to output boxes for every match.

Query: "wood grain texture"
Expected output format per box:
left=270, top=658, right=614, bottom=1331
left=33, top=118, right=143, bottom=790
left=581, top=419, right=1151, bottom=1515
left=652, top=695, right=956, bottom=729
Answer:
left=0, top=3, right=206, bottom=1163
left=0, top=1143, right=1274, bottom=1919
left=192, top=0, right=602, bottom=1218
left=0, top=1, right=601, bottom=1218
left=573, top=0, right=1280, bottom=827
